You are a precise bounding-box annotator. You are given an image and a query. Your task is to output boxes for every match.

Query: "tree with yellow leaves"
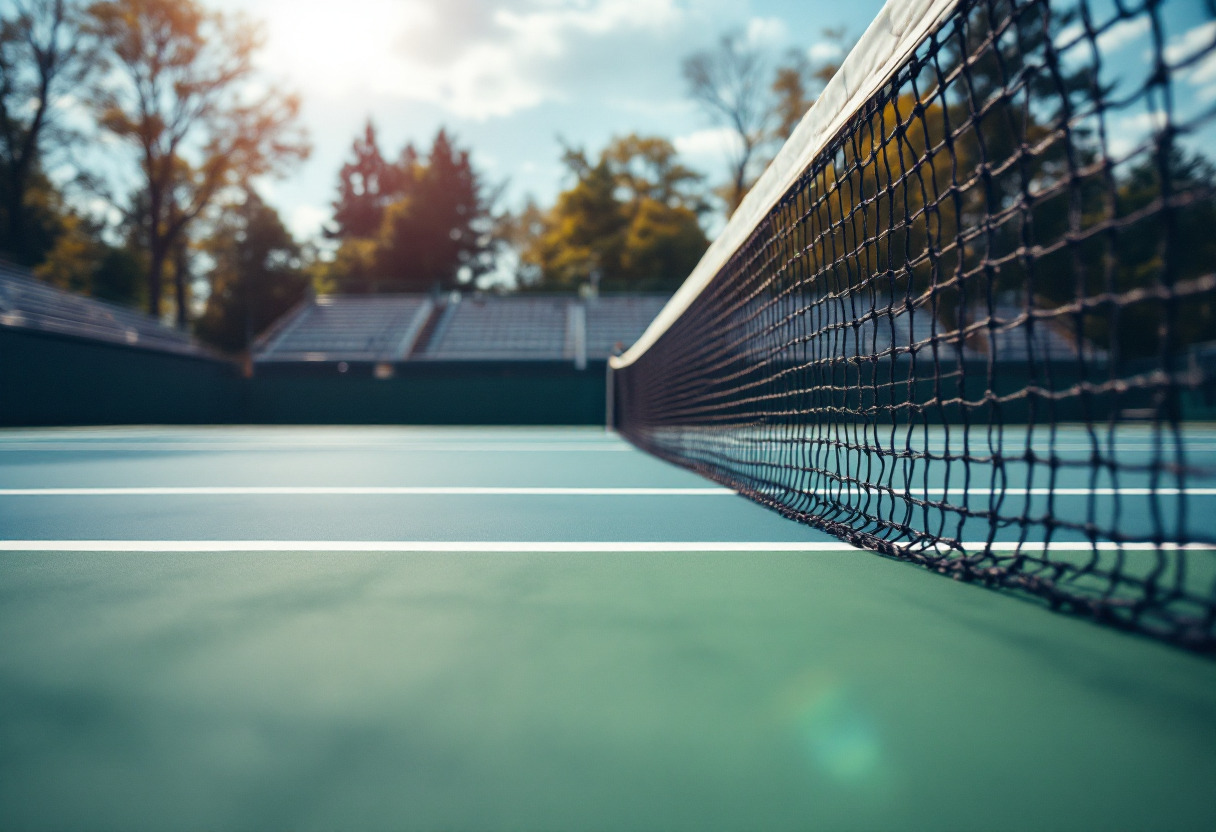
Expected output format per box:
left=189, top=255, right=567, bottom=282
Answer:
left=88, top=0, right=309, bottom=325
left=517, top=135, right=709, bottom=293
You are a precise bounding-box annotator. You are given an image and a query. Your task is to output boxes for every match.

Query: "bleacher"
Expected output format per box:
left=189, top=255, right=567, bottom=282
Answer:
left=256, top=295, right=434, bottom=362
left=253, top=293, right=671, bottom=366
left=0, top=261, right=205, bottom=356
left=0, top=262, right=1096, bottom=370
left=422, top=296, right=571, bottom=361
left=764, top=292, right=1104, bottom=364
left=584, top=296, right=670, bottom=359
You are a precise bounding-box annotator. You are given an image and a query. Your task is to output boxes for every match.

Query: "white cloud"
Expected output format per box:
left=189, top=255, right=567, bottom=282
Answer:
left=496, top=0, right=682, bottom=42
left=1118, top=110, right=1169, bottom=133
left=1053, top=21, right=1084, bottom=49
left=408, top=0, right=690, bottom=118
left=392, top=0, right=685, bottom=119
left=289, top=204, right=331, bottom=240
left=1161, top=21, right=1216, bottom=101
left=1107, top=109, right=1168, bottom=159
left=1164, top=20, right=1216, bottom=64
left=1096, top=16, right=1150, bottom=54
left=746, top=16, right=787, bottom=47
left=249, top=0, right=686, bottom=120
left=1191, top=51, right=1216, bottom=85
left=253, top=1, right=427, bottom=97
left=674, top=126, right=743, bottom=167
left=808, top=40, right=844, bottom=62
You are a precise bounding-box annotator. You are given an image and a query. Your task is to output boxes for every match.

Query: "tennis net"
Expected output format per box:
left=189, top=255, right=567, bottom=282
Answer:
left=609, top=0, right=1216, bottom=651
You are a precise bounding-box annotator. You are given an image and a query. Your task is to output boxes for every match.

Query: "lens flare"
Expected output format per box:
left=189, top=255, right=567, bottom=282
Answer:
left=797, top=687, right=882, bottom=782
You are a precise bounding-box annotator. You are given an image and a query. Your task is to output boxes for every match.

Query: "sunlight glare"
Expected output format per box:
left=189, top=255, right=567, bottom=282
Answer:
left=252, top=0, right=426, bottom=97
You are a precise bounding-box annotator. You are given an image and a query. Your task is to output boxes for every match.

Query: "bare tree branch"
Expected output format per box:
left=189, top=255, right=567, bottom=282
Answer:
left=682, top=31, right=772, bottom=216
left=683, top=28, right=852, bottom=217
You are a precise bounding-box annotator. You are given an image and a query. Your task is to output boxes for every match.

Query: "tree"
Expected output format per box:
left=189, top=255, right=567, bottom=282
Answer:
left=32, top=209, right=145, bottom=305
left=195, top=189, right=307, bottom=352
left=522, top=152, right=622, bottom=290
left=684, top=29, right=849, bottom=215
left=0, top=0, right=91, bottom=266
left=682, top=32, right=771, bottom=216
left=519, top=134, right=709, bottom=292
left=90, top=245, right=144, bottom=304
left=770, top=29, right=849, bottom=141
left=761, top=0, right=1216, bottom=365
left=372, top=130, right=495, bottom=292
left=88, top=0, right=309, bottom=325
left=32, top=208, right=105, bottom=293
left=311, top=236, right=375, bottom=295
left=323, top=128, right=496, bottom=294
left=328, top=119, right=406, bottom=240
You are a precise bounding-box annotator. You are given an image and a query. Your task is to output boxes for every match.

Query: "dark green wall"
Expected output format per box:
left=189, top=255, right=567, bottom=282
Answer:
left=247, top=362, right=608, bottom=425
left=0, top=328, right=608, bottom=426
left=5, top=326, right=1209, bottom=427
left=0, top=328, right=243, bottom=426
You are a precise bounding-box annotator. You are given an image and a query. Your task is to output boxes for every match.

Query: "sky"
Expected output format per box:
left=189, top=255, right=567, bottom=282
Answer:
left=205, top=0, right=891, bottom=243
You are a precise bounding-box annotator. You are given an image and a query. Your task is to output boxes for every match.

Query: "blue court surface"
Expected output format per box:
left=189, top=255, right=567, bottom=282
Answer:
left=1, top=426, right=1214, bottom=831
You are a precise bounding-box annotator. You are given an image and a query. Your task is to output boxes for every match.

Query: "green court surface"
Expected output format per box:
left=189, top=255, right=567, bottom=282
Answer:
left=1, top=427, right=1213, bottom=831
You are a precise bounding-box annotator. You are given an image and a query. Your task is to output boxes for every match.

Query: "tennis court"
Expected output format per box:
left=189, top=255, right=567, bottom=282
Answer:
left=0, top=425, right=1213, bottom=831
left=4, top=0, right=1216, bottom=828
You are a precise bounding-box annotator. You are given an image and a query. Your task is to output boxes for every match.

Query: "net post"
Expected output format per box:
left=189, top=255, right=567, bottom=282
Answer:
left=570, top=302, right=587, bottom=371
left=605, top=363, right=615, bottom=433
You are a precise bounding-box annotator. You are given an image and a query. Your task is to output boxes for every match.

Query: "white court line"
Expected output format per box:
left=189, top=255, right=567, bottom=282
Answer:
left=0, top=486, right=733, bottom=496
left=0, top=541, right=828, bottom=552
left=790, top=487, right=1216, bottom=497
left=3, top=444, right=1213, bottom=454
left=0, top=443, right=633, bottom=453
left=2, top=486, right=1212, bottom=497
left=0, top=541, right=1211, bottom=552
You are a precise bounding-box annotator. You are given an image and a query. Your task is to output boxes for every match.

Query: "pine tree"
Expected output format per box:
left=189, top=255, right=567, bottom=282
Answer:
left=371, top=129, right=495, bottom=292
left=329, top=120, right=406, bottom=240
left=196, top=190, right=308, bottom=352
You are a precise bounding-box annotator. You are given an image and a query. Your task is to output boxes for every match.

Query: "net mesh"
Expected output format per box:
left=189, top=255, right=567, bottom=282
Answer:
left=613, top=0, right=1216, bottom=651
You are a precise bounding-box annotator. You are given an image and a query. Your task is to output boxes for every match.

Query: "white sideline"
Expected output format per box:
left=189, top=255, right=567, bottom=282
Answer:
left=0, top=443, right=633, bottom=453
left=0, top=541, right=1211, bottom=553
left=609, top=0, right=958, bottom=369
left=0, top=541, right=844, bottom=552
left=772, top=487, right=1216, bottom=497
left=2, top=486, right=1213, bottom=497
left=0, top=486, right=734, bottom=496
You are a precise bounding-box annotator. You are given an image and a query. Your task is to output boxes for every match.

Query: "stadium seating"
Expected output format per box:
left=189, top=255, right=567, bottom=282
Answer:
left=256, top=295, right=433, bottom=362
left=253, top=293, right=671, bottom=365
left=0, top=261, right=205, bottom=356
